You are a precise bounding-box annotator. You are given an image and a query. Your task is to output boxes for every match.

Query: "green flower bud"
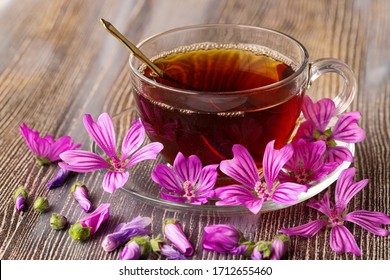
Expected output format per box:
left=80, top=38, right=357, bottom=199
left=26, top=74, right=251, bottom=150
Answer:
left=50, top=213, right=68, bottom=230
left=33, top=197, right=50, bottom=213
left=13, top=187, right=28, bottom=201
left=69, top=222, right=91, bottom=241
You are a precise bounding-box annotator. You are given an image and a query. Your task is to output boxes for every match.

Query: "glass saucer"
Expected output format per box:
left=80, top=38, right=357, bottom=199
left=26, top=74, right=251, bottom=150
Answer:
left=91, top=108, right=354, bottom=216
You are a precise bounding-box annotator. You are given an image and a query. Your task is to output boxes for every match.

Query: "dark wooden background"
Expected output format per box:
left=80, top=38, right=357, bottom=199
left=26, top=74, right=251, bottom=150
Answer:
left=1, top=0, right=389, bottom=260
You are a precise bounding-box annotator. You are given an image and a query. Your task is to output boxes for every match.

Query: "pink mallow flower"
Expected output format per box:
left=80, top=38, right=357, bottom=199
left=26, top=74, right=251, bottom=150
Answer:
left=279, top=168, right=390, bottom=256
left=278, top=139, right=339, bottom=186
left=215, top=141, right=308, bottom=214
left=202, top=224, right=246, bottom=254
left=19, top=123, right=81, bottom=166
left=251, top=234, right=289, bottom=260
left=294, top=96, right=365, bottom=164
left=59, top=113, right=163, bottom=193
left=69, top=203, right=110, bottom=241
left=120, top=236, right=151, bottom=260
left=151, top=152, right=218, bottom=204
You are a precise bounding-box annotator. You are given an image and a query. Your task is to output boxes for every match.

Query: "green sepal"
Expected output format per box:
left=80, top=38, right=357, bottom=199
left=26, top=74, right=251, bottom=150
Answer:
left=313, top=130, right=321, bottom=139
left=50, top=213, right=68, bottom=230
left=241, top=240, right=256, bottom=257
left=69, top=222, right=91, bottom=241
left=273, top=234, right=289, bottom=243
left=327, top=139, right=337, bottom=147
left=150, top=234, right=165, bottom=253
left=36, top=157, right=52, bottom=166
left=13, top=187, right=28, bottom=201
left=69, top=182, right=87, bottom=194
left=324, top=128, right=333, bottom=138
left=129, top=236, right=151, bottom=257
left=256, top=241, right=272, bottom=258
left=33, top=197, right=50, bottom=213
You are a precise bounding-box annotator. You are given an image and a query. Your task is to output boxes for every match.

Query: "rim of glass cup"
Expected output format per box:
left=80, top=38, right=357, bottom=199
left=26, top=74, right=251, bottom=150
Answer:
left=129, top=23, right=310, bottom=96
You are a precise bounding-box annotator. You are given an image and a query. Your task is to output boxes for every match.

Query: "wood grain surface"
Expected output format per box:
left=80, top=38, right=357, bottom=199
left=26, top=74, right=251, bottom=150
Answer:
left=0, top=0, right=389, bottom=260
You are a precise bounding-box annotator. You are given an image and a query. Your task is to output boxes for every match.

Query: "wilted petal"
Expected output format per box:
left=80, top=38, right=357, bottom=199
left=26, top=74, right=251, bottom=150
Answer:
left=47, top=168, right=71, bottom=189
left=263, top=141, right=293, bottom=191
left=215, top=185, right=264, bottom=214
left=325, top=146, right=354, bottom=164
left=152, top=164, right=184, bottom=194
left=125, top=142, right=163, bottom=168
left=330, top=225, right=361, bottom=256
left=335, top=168, right=368, bottom=214
left=306, top=192, right=332, bottom=217
left=59, top=150, right=110, bottom=172
left=343, top=210, right=390, bottom=236
left=83, top=113, right=117, bottom=159
left=173, top=153, right=202, bottom=185
left=194, top=164, right=219, bottom=194
left=271, top=182, right=308, bottom=205
left=102, top=171, right=129, bottom=193
left=80, top=203, right=110, bottom=235
left=72, top=185, right=93, bottom=212
left=279, top=219, right=329, bottom=238
left=121, top=119, right=146, bottom=161
left=302, top=96, right=335, bottom=132
left=331, top=112, right=366, bottom=143
left=160, top=244, right=187, bottom=260
left=220, top=144, right=259, bottom=188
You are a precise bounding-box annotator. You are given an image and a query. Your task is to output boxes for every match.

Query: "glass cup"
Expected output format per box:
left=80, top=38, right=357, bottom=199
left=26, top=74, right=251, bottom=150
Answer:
left=129, top=24, right=356, bottom=167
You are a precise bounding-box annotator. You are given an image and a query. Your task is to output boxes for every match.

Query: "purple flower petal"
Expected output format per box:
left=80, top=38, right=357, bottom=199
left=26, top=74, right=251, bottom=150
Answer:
left=194, top=164, right=219, bottom=194
left=121, top=119, right=146, bottom=161
left=263, top=141, right=293, bottom=191
left=189, top=190, right=215, bottom=204
left=15, top=195, right=26, bottom=211
left=269, top=237, right=288, bottom=260
left=335, top=168, right=368, bottom=214
left=173, top=153, right=202, bottom=185
left=271, top=182, right=308, bottom=204
left=80, top=203, right=110, bottom=235
left=325, top=146, right=354, bottom=164
left=306, top=192, right=332, bottom=217
left=293, top=121, right=316, bottom=143
left=160, top=191, right=187, bottom=204
left=152, top=164, right=184, bottom=194
left=251, top=246, right=264, bottom=260
left=72, top=186, right=93, bottom=212
left=220, top=144, right=260, bottom=188
left=102, top=171, right=129, bottom=193
left=83, top=113, right=117, bottom=159
left=124, top=142, right=163, bottom=168
left=295, top=140, right=327, bottom=172
left=302, top=96, right=335, bottom=132
left=343, top=210, right=390, bottom=236
left=47, top=135, right=81, bottom=162
left=160, top=244, right=187, bottom=260
left=330, top=225, right=361, bottom=256
left=59, top=150, right=110, bottom=172
left=279, top=219, right=329, bottom=238
left=215, top=185, right=264, bottom=214
left=331, top=112, right=366, bottom=143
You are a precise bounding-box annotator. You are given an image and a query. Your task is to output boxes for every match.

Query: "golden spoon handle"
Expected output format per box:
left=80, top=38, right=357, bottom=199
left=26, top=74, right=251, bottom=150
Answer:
left=100, top=18, right=164, bottom=77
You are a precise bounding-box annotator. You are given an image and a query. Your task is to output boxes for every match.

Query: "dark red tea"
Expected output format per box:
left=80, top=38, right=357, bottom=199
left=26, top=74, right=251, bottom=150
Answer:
left=133, top=45, right=304, bottom=166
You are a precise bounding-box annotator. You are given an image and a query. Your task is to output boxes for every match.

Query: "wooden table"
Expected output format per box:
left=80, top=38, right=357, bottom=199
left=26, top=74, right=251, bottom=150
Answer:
left=1, top=0, right=389, bottom=260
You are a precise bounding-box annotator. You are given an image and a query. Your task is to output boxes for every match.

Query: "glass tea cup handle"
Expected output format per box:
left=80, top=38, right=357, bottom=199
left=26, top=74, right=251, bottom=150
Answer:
left=308, top=58, right=357, bottom=115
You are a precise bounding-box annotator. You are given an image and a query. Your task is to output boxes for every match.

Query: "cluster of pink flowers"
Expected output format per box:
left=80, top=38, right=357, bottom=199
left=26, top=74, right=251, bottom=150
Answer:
left=18, top=96, right=389, bottom=258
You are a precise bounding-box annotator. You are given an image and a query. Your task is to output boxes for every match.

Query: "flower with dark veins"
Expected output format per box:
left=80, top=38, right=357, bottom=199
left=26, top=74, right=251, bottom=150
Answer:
left=59, top=113, right=163, bottom=193
left=152, top=152, right=218, bottom=204
left=280, top=168, right=390, bottom=256
left=215, top=141, right=308, bottom=214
